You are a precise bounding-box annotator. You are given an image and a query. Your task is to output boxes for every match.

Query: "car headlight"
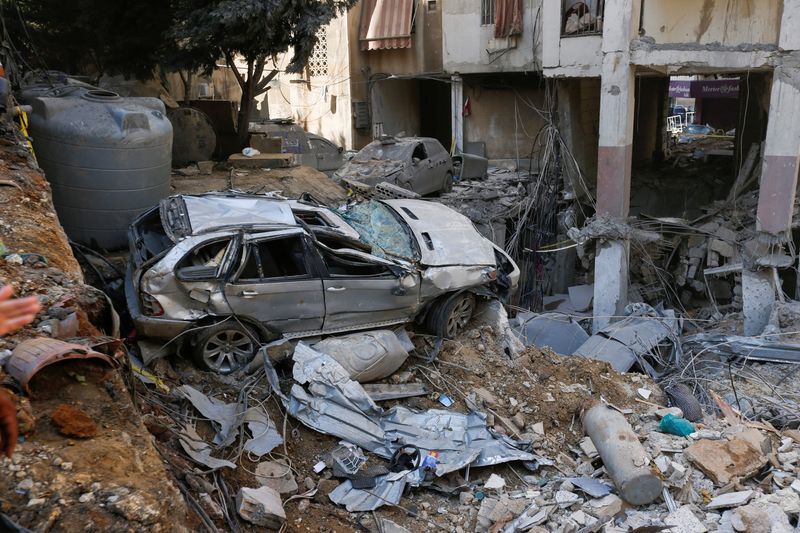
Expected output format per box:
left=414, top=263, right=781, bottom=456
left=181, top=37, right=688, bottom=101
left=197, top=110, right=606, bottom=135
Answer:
left=141, top=293, right=164, bottom=317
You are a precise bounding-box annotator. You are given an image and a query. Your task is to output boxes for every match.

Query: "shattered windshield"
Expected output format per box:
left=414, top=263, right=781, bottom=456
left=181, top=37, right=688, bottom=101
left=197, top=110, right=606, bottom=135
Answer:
left=354, top=142, right=411, bottom=162
left=338, top=201, right=416, bottom=261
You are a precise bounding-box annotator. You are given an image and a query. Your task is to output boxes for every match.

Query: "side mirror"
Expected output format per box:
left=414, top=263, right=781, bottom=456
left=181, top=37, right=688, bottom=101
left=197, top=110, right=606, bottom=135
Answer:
left=412, top=157, right=421, bottom=166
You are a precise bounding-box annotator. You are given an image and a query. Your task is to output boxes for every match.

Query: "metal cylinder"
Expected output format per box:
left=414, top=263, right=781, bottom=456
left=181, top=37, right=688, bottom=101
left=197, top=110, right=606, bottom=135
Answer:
left=582, top=403, right=662, bottom=505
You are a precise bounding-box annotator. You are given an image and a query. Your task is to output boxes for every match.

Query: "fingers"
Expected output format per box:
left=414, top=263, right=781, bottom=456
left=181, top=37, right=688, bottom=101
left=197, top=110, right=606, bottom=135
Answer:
left=0, top=285, right=13, bottom=301
left=0, top=286, right=41, bottom=336
left=0, top=295, right=41, bottom=317
left=0, top=315, right=38, bottom=336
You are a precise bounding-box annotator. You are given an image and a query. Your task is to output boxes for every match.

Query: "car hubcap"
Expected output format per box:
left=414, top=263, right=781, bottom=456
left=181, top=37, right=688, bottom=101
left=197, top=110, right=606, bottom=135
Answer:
left=203, top=330, right=254, bottom=373
left=446, top=296, right=474, bottom=338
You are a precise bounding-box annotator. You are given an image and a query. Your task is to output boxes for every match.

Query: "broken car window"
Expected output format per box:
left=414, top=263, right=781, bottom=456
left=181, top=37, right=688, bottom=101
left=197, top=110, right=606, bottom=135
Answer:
left=338, top=201, right=415, bottom=261
left=177, top=239, right=231, bottom=269
left=238, top=236, right=309, bottom=281
left=412, top=143, right=427, bottom=161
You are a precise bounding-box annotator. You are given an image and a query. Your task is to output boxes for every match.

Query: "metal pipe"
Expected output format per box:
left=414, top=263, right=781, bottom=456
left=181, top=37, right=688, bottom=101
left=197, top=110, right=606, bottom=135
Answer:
left=582, top=403, right=662, bottom=505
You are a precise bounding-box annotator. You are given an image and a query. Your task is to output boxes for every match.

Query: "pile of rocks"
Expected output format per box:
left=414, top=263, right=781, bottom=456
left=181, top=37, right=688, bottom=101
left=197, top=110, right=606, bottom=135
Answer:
left=439, top=168, right=532, bottom=247
left=460, top=403, right=800, bottom=532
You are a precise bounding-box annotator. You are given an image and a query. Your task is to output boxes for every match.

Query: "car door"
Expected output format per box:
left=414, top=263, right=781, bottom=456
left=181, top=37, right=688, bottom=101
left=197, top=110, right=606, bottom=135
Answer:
left=309, top=136, right=344, bottom=174
left=408, top=142, right=438, bottom=195
left=223, top=230, right=325, bottom=333
left=423, top=140, right=451, bottom=192
left=311, top=242, right=421, bottom=330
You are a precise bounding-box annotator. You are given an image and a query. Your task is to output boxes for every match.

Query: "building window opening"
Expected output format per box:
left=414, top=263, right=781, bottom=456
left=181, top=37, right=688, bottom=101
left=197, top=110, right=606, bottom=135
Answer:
left=481, top=0, right=495, bottom=25
left=562, top=0, right=604, bottom=37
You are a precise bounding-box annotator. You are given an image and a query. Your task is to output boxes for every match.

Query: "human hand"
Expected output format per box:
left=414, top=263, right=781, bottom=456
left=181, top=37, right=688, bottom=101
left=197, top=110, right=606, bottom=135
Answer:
left=0, top=285, right=41, bottom=336
left=0, top=389, right=18, bottom=457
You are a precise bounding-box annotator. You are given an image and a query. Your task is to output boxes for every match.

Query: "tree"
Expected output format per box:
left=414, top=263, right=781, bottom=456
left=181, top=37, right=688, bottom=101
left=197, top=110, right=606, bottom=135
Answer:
left=7, top=0, right=357, bottom=148
left=171, top=0, right=357, bottom=147
left=5, top=0, right=171, bottom=82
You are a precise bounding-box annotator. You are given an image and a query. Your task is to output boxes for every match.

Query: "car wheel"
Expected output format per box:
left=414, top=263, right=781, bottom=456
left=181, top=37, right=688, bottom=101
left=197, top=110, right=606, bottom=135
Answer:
left=426, top=292, right=476, bottom=339
left=193, top=321, right=259, bottom=374
left=441, top=171, right=453, bottom=194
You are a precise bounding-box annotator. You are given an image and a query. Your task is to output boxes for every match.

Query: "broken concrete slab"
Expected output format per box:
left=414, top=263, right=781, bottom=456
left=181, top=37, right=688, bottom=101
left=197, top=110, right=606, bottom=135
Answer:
left=685, top=434, right=768, bottom=485
left=583, top=494, right=623, bottom=521
left=706, top=490, right=754, bottom=510
left=236, top=486, right=285, bottom=529
left=665, top=505, right=708, bottom=533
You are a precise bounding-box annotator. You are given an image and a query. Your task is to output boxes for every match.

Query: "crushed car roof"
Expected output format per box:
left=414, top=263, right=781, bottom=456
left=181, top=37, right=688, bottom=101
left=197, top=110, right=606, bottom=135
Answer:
left=161, top=194, right=297, bottom=240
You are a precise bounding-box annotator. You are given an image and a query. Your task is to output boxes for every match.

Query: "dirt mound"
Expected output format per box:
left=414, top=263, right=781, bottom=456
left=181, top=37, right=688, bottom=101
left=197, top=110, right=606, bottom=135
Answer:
left=51, top=403, right=97, bottom=438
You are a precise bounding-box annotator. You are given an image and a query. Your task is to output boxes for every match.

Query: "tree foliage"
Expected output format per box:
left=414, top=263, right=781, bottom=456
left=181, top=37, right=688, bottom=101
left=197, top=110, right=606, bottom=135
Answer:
left=4, top=0, right=171, bottom=79
left=5, top=0, right=357, bottom=145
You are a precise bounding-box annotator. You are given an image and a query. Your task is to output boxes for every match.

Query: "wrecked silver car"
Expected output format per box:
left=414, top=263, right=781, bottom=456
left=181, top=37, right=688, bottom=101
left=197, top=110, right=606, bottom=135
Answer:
left=334, top=136, right=454, bottom=195
left=126, top=193, right=519, bottom=373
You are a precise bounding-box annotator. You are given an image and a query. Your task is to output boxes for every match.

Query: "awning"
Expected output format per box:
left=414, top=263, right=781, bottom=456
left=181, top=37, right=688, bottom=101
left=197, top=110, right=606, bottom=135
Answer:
left=359, top=0, right=414, bottom=51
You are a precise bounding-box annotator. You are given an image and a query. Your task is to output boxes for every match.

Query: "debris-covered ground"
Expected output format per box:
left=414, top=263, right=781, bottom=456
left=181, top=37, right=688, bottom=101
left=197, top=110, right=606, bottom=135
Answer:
left=2, top=115, right=800, bottom=533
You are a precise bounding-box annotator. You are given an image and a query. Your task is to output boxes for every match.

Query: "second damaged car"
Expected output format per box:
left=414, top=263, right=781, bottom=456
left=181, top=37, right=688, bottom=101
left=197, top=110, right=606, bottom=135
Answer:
left=126, top=193, right=519, bottom=373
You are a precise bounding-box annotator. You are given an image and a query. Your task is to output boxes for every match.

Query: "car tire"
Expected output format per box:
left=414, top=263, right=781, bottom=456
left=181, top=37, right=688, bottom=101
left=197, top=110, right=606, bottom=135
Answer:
left=426, top=292, right=476, bottom=339
left=192, top=320, right=259, bottom=374
left=441, top=171, right=453, bottom=194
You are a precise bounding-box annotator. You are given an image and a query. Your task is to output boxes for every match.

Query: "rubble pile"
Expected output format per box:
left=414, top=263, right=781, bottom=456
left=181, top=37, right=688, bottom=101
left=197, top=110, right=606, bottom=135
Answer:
left=439, top=167, right=533, bottom=246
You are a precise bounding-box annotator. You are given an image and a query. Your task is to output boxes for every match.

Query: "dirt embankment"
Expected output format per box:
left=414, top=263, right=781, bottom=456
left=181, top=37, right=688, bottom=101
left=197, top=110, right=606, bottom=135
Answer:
left=0, top=121, right=188, bottom=531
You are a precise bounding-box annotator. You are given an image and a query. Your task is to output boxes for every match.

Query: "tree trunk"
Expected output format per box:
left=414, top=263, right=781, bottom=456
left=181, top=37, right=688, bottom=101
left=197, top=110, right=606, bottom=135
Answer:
left=236, top=79, right=255, bottom=149
left=184, top=71, right=193, bottom=104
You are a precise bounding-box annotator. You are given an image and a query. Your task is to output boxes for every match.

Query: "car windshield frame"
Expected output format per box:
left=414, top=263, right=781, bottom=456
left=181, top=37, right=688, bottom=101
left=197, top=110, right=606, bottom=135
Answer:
left=353, top=141, right=413, bottom=162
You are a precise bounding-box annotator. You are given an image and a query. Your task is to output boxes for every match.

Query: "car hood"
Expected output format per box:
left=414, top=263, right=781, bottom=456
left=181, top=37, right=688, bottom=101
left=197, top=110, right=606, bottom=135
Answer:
left=336, top=159, right=405, bottom=181
left=381, top=199, right=497, bottom=267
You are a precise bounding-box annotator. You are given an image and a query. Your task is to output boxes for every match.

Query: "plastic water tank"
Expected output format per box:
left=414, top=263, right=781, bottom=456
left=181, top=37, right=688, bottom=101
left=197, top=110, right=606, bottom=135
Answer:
left=29, top=89, right=173, bottom=249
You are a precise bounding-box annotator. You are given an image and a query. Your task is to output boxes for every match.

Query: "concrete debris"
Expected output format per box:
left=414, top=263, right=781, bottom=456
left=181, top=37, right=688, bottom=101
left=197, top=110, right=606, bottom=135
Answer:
left=685, top=431, right=769, bottom=485
left=236, top=486, right=286, bottom=528
left=254, top=460, right=298, bottom=494
left=706, top=490, right=754, bottom=509
left=438, top=167, right=532, bottom=248
left=484, top=473, right=506, bottom=490
left=664, top=505, right=708, bottom=533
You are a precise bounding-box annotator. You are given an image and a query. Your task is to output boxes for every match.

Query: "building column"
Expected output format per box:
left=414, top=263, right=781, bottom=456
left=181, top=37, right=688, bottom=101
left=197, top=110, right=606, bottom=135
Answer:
left=747, top=1, right=800, bottom=334
left=592, top=0, right=636, bottom=333
left=451, top=74, right=463, bottom=154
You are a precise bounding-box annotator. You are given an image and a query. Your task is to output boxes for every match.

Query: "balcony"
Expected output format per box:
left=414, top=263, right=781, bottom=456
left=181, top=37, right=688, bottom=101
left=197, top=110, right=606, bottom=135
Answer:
left=561, top=0, right=604, bottom=38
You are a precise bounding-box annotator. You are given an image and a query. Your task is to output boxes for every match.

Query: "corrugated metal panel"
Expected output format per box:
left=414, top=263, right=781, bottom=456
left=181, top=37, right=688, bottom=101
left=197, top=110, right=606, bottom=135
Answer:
left=359, top=0, right=414, bottom=51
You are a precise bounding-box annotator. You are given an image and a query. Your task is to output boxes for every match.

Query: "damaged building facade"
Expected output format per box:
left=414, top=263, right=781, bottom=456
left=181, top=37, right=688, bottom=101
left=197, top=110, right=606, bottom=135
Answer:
left=270, top=0, right=800, bottom=334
